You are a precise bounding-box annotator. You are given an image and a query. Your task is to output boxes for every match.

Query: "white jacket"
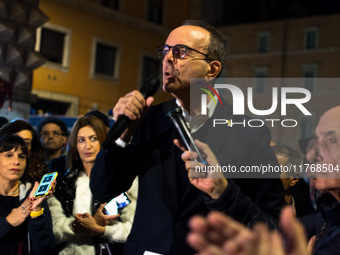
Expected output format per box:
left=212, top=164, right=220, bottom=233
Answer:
left=48, top=173, right=138, bottom=255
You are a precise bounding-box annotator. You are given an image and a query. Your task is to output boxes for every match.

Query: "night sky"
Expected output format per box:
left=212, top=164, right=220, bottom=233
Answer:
left=202, top=0, right=340, bottom=26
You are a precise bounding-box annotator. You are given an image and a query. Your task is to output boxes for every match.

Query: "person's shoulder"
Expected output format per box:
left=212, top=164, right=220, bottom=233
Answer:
left=216, top=99, right=253, bottom=122
left=135, top=100, right=175, bottom=137
left=150, top=99, right=176, bottom=112
left=217, top=99, right=272, bottom=133
left=48, top=155, right=67, bottom=174
left=144, top=99, right=176, bottom=121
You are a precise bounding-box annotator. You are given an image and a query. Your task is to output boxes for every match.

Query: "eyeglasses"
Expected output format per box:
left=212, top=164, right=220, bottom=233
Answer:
left=40, top=130, right=65, bottom=138
left=157, top=44, right=214, bottom=61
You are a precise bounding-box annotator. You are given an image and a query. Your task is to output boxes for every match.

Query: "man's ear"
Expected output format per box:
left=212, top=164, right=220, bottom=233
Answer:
left=207, top=61, right=222, bottom=78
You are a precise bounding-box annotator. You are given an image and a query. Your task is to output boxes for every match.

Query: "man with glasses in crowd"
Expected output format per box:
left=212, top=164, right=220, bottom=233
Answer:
left=90, top=20, right=285, bottom=255
left=37, top=116, right=68, bottom=164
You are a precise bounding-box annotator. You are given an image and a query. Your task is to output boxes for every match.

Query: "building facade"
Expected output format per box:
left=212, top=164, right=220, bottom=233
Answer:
left=219, top=13, right=340, bottom=145
left=26, top=1, right=340, bottom=146
left=32, top=0, right=198, bottom=115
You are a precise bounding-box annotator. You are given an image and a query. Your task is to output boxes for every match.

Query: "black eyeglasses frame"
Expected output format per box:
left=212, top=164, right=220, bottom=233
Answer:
left=157, top=44, right=214, bottom=61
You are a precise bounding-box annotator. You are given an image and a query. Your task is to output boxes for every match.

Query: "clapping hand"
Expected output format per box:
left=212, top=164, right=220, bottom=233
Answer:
left=187, top=207, right=310, bottom=255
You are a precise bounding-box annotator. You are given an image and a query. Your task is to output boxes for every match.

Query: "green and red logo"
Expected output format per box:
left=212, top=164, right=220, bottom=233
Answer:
left=198, top=83, right=223, bottom=107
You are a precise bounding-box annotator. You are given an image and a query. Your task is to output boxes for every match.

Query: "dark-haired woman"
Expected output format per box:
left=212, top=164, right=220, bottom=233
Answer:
left=0, top=120, right=46, bottom=183
left=0, top=134, right=56, bottom=255
left=48, top=115, right=137, bottom=255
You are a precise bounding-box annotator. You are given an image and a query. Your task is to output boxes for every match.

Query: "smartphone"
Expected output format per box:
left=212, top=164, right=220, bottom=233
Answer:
left=104, top=192, right=131, bottom=215
left=34, top=172, right=58, bottom=198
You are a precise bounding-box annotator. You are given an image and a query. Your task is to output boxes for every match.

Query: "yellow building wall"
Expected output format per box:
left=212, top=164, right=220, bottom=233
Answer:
left=33, top=0, right=192, bottom=115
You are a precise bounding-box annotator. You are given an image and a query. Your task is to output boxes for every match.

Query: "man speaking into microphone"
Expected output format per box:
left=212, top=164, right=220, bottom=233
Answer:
left=90, top=20, right=285, bottom=255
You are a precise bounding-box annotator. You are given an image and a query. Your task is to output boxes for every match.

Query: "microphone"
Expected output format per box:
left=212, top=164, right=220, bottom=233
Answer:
left=165, top=105, right=206, bottom=164
left=102, top=76, right=160, bottom=148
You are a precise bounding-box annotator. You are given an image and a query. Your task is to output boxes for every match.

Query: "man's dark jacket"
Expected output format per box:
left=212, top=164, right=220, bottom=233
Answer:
left=90, top=99, right=285, bottom=255
left=300, top=193, right=340, bottom=254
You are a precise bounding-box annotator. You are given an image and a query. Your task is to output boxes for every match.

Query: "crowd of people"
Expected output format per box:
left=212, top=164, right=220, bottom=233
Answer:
left=0, top=112, right=137, bottom=255
left=1, top=19, right=339, bottom=255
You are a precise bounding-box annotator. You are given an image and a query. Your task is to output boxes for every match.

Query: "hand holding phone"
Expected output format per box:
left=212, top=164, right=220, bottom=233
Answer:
left=104, top=192, right=131, bottom=215
left=34, top=172, right=58, bottom=198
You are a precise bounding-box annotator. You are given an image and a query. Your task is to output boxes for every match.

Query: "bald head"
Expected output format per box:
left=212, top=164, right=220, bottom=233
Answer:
left=318, top=106, right=340, bottom=129
left=307, top=105, right=340, bottom=196
left=182, top=19, right=226, bottom=67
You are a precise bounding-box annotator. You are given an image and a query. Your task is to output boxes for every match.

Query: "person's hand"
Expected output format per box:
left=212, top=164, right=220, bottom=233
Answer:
left=174, top=139, right=228, bottom=199
left=73, top=213, right=105, bottom=236
left=243, top=207, right=308, bottom=255
left=307, top=235, right=316, bottom=255
left=5, top=197, right=33, bottom=227
left=93, top=203, right=120, bottom=226
left=187, top=206, right=309, bottom=255
left=187, top=211, right=253, bottom=255
left=29, top=179, right=56, bottom=213
left=279, top=206, right=308, bottom=255
left=113, top=90, right=154, bottom=142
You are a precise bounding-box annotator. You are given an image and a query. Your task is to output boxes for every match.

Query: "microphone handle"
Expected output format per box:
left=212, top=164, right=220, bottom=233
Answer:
left=188, top=136, right=206, bottom=163
left=102, top=76, right=160, bottom=149
left=168, top=113, right=206, bottom=163
left=102, top=115, right=130, bottom=148
left=170, top=115, right=191, bottom=151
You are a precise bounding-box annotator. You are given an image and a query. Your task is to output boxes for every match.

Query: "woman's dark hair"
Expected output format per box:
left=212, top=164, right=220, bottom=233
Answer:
left=0, top=120, right=46, bottom=183
left=66, top=115, right=108, bottom=171
left=0, top=134, right=30, bottom=182
left=182, top=19, right=226, bottom=69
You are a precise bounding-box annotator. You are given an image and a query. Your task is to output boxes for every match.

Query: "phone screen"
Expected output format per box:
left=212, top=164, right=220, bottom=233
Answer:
left=34, top=172, right=58, bottom=197
left=104, top=192, right=131, bottom=215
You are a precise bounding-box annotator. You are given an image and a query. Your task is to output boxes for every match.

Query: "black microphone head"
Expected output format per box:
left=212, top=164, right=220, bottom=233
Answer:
left=140, top=76, right=160, bottom=98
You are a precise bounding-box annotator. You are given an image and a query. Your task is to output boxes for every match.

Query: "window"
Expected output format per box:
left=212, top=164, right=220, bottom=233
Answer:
left=302, top=64, right=317, bottom=92
left=258, top=32, right=270, bottom=53
left=95, top=43, right=117, bottom=76
left=141, top=56, right=161, bottom=87
left=254, top=67, right=268, bottom=93
left=35, top=24, right=71, bottom=69
left=146, top=0, right=163, bottom=24
left=100, top=0, right=120, bottom=10
left=90, top=39, right=121, bottom=80
left=201, top=0, right=224, bottom=26
left=32, top=89, right=79, bottom=116
left=305, top=27, right=318, bottom=49
left=40, top=29, right=64, bottom=64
